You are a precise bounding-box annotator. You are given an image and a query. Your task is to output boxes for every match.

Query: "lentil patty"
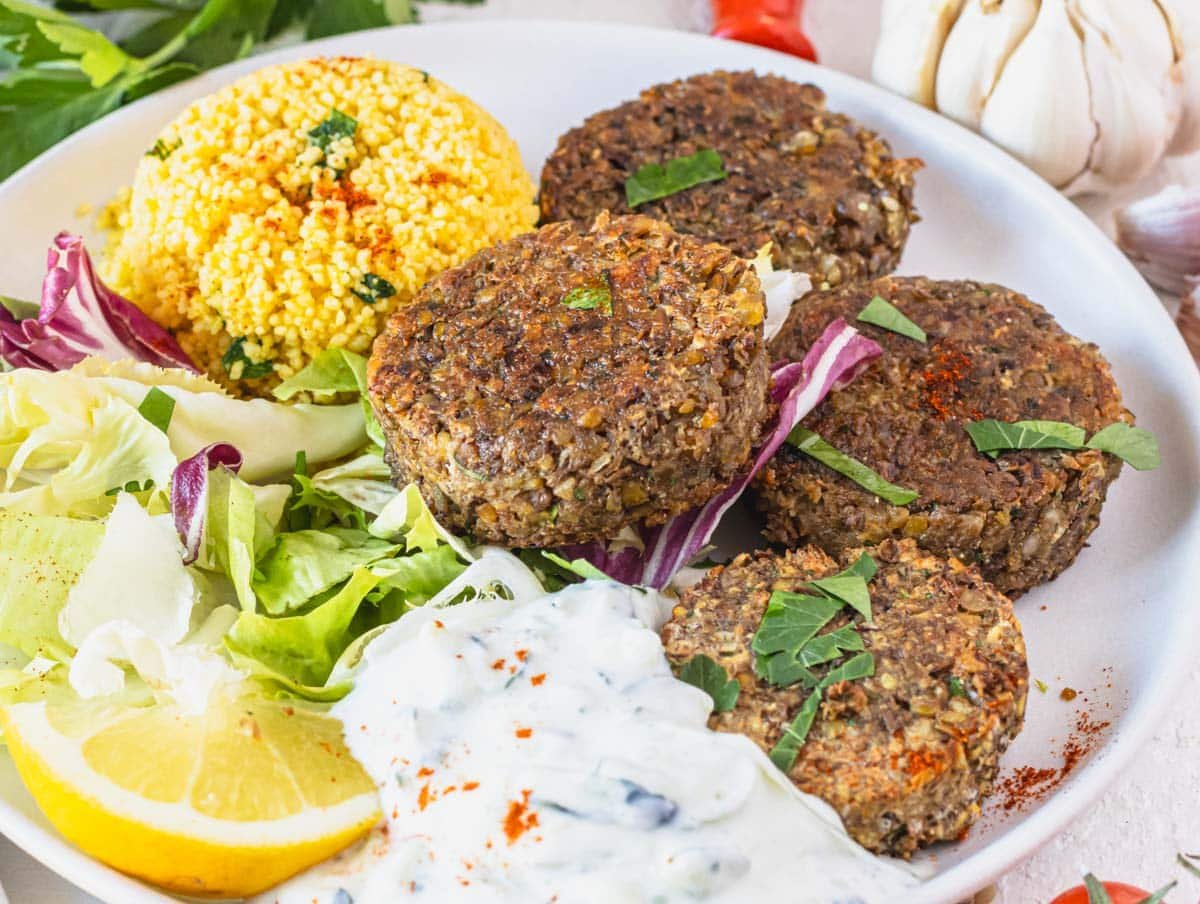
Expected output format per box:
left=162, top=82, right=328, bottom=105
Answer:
left=539, top=70, right=920, bottom=290
left=661, top=540, right=1028, bottom=856
left=368, top=213, right=771, bottom=547
left=755, top=277, right=1129, bottom=596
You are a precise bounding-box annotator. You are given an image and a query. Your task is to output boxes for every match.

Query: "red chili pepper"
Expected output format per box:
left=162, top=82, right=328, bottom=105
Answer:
left=711, top=0, right=817, bottom=62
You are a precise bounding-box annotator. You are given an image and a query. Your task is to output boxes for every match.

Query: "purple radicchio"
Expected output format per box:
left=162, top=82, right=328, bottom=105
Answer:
left=171, top=443, right=243, bottom=564
left=563, top=319, right=882, bottom=589
left=0, top=232, right=197, bottom=372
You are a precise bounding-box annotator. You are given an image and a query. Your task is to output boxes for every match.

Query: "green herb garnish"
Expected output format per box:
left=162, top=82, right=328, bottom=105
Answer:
left=856, top=295, right=926, bottom=342
left=136, top=386, right=175, bottom=434
left=562, top=284, right=612, bottom=314
left=624, top=148, right=727, bottom=208
left=755, top=554, right=879, bottom=771
left=769, top=688, right=820, bottom=772
left=787, top=426, right=919, bottom=506
left=1035, top=678, right=1048, bottom=694
left=307, top=108, right=358, bottom=153
left=352, top=273, right=396, bottom=305
left=965, top=419, right=1160, bottom=471
left=222, top=337, right=274, bottom=381
left=146, top=137, right=180, bottom=161
left=947, top=675, right=967, bottom=697
left=540, top=551, right=610, bottom=583
left=677, top=654, right=740, bottom=713
left=104, top=479, right=154, bottom=497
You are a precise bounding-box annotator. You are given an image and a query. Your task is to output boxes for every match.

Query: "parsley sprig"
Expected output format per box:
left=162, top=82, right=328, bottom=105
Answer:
left=752, top=553, right=879, bottom=772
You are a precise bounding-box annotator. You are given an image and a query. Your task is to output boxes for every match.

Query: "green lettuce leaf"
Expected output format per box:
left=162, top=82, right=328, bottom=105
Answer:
left=225, top=567, right=381, bottom=688
left=253, top=529, right=399, bottom=616
left=205, top=467, right=257, bottom=611
left=0, top=509, right=103, bottom=658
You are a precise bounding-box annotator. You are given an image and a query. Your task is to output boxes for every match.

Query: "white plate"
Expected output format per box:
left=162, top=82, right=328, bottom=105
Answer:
left=1, top=19, right=1199, bottom=904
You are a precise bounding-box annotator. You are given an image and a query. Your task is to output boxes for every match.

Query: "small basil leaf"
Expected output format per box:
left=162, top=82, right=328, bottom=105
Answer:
left=787, top=427, right=918, bottom=507
left=624, top=148, right=727, bottom=208
left=856, top=295, right=926, bottom=342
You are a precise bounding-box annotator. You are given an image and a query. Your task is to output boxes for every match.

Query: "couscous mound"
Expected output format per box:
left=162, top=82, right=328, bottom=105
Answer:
left=101, top=56, right=537, bottom=392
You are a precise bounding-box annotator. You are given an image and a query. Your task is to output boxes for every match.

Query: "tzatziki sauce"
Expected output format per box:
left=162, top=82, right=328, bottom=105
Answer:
left=260, top=553, right=918, bottom=903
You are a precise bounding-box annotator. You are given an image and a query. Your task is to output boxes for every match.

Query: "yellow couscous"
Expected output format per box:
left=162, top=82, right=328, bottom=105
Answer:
left=100, top=56, right=538, bottom=391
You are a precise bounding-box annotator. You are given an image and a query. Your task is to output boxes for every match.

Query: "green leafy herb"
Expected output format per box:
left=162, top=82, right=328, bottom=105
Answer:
left=0, top=0, right=446, bottom=180
left=965, top=419, right=1160, bottom=470
left=308, top=107, right=357, bottom=150
left=561, top=283, right=612, bottom=314
left=1085, top=422, right=1161, bottom=471
left=221, top=336, right=273, bottom=381
left=351, top=272, right=396, bottom=305
left=624, top=148, right=727, bottom=208
left=792, top=625, right=864, bottom=669
left=103, top=478, right=154, bottom=496
left=136, top=386, right=175, bottom=434
left=856, top=295, right=926, bottom=342
left=818, top=651, right=874, bottom=688
left=947, top=675, right=967, bottom=697
left=769, top=688, right=820, bottom=772
left=1035, top=678, right=1048, bottom=694
left=787, top=426, right=919, bottom=506
left=145, top=136, right=180, bottom=160
left=809, top=571, right=873, bottom=624
left=752, top=591, right=842, bottom=657
left=539, top=551, right=610, bottom=582
left=677, top=654, right=740, bottom=713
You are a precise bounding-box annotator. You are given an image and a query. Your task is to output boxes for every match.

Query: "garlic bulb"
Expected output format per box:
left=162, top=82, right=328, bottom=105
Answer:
left=872, top=0, right=1200, bottom=196
left=1116, top=184, right=1200, bottom=296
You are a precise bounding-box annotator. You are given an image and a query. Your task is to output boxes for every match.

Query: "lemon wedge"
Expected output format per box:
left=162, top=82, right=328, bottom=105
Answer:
left=1, top=688, right=380, bottom=898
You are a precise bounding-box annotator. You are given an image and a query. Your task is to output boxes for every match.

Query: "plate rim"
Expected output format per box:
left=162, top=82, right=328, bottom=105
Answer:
left=1, top=18, right=1198, bottom=904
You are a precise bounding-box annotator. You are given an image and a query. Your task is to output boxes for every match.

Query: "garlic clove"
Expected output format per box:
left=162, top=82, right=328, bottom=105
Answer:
left=1159, top=0, right=1200, bottom=155
left=935, top=0, right=1039, bottom=130
left=872, top=0, right=966, bottom=108
left=1064, top=0, right=1179, bottom=194
left=1115, top=184, right=1200, bottom=296
left=980, top=0, right=1097, bottom=189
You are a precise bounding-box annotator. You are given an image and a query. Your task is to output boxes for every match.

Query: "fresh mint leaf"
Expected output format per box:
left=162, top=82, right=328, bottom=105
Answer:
left=677, top=654, right=740, bottom=713
left=768, top=688, right=820, bottom=772
left=625, top=148, right=727, bottom=208
left=562, top=283, right=612, bottom=314
left=1085, top=422, right=1160, bottom=471
left=136, top=386, right=175, bottom=434
left=788, top=426, right=918, bottom=506
left=856, top=295, right=926, bottom=342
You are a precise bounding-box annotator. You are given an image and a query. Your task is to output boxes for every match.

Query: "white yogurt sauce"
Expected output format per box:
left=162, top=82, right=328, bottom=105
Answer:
left=261, top=553, right=918, bottom=903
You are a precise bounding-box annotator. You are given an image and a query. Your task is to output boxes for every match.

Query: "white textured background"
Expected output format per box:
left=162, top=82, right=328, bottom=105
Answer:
left=2, top=2, right=1199, bottom=902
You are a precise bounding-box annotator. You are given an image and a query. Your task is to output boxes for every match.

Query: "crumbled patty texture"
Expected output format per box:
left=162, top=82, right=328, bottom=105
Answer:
left=368, top=213, right=771, bottom=547
left=755, top=277, right=1129, bottom=596
left=100, top=57, right=537, bottom=393
left=661, top=540, right=1028, bottom=856
left=539, top=70, right=920, bottom=290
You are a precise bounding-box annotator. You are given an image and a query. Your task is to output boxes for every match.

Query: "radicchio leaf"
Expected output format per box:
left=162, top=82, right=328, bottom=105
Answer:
left=0, top=232, right=197, bottom=372
left=563, top=319, right=881, bottom=589
left=171, top=443, right=243, bottom=564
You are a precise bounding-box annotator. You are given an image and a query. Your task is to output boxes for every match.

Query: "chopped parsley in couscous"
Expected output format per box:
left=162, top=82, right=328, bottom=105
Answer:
left=100, top=57, right=538, bottom=393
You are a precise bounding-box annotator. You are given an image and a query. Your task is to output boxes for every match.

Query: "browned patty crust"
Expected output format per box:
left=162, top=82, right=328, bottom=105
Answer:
left=368, top=213, right=771, bottom=547
left=539, top=70, right=920, bottom=290
left=755, top=276, right=1129, bottom=596
left=661, top=540, right=1028, bottom=857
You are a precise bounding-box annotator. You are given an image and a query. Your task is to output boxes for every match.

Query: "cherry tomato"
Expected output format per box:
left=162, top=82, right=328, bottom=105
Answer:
left=711, top=0, right=818, bottom=62
left=1050, top=881, right=1156, bottom=904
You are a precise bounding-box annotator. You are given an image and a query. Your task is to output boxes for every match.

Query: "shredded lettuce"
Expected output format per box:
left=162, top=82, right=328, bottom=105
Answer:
left=205, top=466, right=258, bottom=612
left=273, top=348, right=383, bottom=449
